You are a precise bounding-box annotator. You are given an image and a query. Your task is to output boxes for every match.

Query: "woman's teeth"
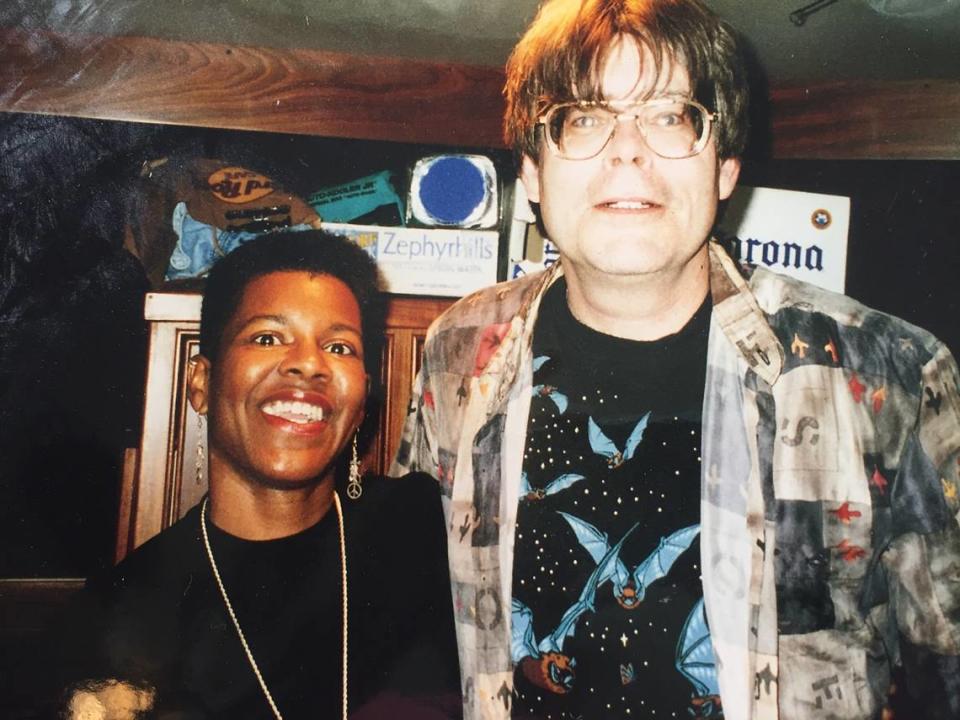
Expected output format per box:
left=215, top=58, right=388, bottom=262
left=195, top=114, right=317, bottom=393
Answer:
left=262, top=400, right=325, bottom=424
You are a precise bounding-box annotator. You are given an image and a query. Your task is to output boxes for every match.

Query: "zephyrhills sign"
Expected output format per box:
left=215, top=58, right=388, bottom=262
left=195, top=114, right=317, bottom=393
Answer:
left=322, top=222, right=499, bottom=297
left=719, top=186, right=850, bottom=294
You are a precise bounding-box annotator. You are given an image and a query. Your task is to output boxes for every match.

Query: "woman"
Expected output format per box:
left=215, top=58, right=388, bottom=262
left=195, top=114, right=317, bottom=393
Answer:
left=57, top=230, right=461, bottom=719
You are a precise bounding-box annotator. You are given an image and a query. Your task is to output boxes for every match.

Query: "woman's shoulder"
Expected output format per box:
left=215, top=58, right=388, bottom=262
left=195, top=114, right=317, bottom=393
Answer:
left=346, top=473, right=445, bottom=555
left=89, top=504, right=205, bottom=599
left=352, top=472, right=441, bottom=515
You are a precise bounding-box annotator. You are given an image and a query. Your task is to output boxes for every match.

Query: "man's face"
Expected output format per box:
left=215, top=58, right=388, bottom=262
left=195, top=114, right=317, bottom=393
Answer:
left=189, top=271, right=368, bottom=491
left=520, top=36, right=740, bottom=286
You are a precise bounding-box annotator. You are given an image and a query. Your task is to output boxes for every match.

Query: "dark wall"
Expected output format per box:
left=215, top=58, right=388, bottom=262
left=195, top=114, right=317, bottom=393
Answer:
left=0, top=111, right=514, bottom=577
left=738, top=159, right=960, bottom=358
left=1, top=111, right=957, bottom=579
left=0, top=113, right=159, bottom=576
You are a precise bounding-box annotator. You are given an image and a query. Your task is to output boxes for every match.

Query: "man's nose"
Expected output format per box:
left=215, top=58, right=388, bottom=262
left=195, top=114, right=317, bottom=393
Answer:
left=604, top=115, right=655, bottom=165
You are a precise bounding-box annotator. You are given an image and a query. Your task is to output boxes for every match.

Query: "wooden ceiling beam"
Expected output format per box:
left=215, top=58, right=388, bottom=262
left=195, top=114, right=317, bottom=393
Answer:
left=0, top=27, right=507, bottom=148
left=2, top=28, right=958, bottom=159
left=767, top=79, right=960, bottom=160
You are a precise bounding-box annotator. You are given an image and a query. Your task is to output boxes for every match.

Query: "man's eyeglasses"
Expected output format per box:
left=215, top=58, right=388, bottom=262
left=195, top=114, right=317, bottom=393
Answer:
left=537, top=98, right=718, bottom=161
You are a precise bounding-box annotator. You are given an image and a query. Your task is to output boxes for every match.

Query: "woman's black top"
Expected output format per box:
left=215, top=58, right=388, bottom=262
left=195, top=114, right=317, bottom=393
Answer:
left=54, top=473, right=461, bottom=719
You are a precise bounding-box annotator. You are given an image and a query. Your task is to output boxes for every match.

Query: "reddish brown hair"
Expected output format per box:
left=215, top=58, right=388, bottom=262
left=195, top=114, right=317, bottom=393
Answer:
left=504, top=0, right=749, bottom=164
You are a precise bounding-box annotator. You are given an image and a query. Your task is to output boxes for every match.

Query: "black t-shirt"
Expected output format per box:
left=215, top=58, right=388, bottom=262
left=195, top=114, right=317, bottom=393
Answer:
left=511, top=279, right=721, bottom=719
left=54, top=474, right=461, bottom=720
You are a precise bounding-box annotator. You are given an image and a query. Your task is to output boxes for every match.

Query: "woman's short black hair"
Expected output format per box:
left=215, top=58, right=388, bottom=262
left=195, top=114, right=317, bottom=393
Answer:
left=198, top=229, right=386, bottom=384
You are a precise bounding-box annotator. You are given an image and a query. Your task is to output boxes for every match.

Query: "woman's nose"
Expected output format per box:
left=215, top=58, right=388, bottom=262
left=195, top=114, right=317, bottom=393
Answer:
left=278, top=341, right=329, bottom=378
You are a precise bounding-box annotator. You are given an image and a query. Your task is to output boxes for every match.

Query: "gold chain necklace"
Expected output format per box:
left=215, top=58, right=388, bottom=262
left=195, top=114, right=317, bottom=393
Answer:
left=201, top=492, right=348, bottom=720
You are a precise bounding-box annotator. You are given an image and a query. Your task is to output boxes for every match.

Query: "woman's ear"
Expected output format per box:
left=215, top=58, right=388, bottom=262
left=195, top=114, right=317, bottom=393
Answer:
left=187, top=355, right=212, bottom=415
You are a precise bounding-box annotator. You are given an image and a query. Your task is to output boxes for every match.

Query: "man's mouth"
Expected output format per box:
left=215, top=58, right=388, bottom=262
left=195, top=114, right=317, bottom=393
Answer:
left=262, top=400, right=326, bottom=425
left=599, top=200, right=656, bottom=210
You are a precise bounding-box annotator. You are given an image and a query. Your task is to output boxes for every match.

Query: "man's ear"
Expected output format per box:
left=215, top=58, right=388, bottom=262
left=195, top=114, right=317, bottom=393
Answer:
left=519, top=153, right=542, bottom=205
left=187, top=355, right=212, bottom=415
left=718, top=156, right=741, bottom=201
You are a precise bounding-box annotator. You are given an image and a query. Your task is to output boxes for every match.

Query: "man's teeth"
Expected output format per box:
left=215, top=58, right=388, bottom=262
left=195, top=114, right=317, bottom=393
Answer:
left=606, top=200, right=652, bottom=209
left=262, top=400, right=325, bottom=424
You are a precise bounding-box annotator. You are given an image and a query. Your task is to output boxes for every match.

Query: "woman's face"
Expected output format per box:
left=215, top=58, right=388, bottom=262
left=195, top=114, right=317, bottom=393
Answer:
left=189, top=271, right=368, bottom=491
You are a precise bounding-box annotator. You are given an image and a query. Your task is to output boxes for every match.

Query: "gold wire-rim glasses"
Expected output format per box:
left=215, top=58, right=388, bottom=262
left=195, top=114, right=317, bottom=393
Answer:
left=536, top=98, right=719, bottom=161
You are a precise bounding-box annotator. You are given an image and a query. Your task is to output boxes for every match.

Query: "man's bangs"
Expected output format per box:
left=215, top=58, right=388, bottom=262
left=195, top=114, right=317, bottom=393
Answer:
left=539, top=5, right=721, bottom=111
left=562, top=28, right=686, bottom=105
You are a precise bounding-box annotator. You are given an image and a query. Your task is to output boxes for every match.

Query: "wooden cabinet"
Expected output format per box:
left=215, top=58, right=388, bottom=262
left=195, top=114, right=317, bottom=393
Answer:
left=116, top=292, right=451, bottom=561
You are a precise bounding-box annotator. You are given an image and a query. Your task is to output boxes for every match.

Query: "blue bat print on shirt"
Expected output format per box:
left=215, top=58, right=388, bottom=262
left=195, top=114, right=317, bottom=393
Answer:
left=531, top=355, right=568, bottom=414
left=511, top=522, right=638, bottom=694
left=520, top=471, right=586, bottom=502
left=676, top=598, right=722, bottom=718
left=587, top=412, right=651, bottom=469
left=559, top=513, right=700, bottom=610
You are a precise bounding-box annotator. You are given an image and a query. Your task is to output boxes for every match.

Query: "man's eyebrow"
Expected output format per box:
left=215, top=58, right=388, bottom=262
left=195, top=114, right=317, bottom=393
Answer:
left=626, top=90, right=690, bottom=102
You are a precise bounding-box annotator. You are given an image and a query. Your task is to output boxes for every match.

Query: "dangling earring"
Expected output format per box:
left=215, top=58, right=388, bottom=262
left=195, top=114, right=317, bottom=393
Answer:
left=346, top=434, right=362, bottom=500
left=195, top=412, right=206, bottom=486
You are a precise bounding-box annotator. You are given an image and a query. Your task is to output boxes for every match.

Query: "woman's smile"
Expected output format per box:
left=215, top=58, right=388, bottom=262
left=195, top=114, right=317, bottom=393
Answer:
left=260, top=389, right=333, bottom=434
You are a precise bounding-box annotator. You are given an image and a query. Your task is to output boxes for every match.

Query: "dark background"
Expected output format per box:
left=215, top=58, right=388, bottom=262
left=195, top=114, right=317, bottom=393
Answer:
left=0, top=110, right=520, bottom=578
left=0, top=111, right=957, bottom=580
left=737, top=158, right=959, bottom=357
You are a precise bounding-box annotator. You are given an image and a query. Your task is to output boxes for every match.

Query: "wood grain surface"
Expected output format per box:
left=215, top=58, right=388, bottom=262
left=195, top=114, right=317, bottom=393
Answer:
left=768, top=80, right=960, bottom=160
left=1, top=28, right=958, bottom=157
left=0, top=27, right=507, bottom=148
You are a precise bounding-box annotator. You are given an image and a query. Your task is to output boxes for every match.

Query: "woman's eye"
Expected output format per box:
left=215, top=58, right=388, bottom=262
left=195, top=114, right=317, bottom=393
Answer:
left=324, top=341, right=357, bottom=356
left=252, top=333, right=281, bottom=347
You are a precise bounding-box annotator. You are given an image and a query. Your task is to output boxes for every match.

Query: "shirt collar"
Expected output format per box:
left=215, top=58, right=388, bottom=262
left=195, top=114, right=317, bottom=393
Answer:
left=511, top=241, right=783, bottom=387
left=708, top=240, right=784, bottom=386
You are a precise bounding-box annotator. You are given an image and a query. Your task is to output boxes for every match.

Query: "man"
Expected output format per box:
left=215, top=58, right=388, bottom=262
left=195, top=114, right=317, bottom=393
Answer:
left=392, top=1, right=960, bottom=718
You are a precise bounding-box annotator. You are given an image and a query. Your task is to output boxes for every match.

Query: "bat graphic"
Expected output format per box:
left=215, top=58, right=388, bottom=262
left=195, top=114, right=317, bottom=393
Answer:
left=675, top=598, right=722, bottom=718
left=531, top=355, right=567, bottom=414
left=519, top=471, right=585, bottom=501
left=511, top=523, right=638, bottom=694
left=533, top=384, right=568, bottom=414
left=587, top=412, right=651, bottom=469
left=559, top=513, right=699, bottom=610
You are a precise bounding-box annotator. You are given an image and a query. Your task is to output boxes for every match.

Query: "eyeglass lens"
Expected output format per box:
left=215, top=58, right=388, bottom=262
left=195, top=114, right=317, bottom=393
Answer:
left=546, top=101, right=707, bottom=160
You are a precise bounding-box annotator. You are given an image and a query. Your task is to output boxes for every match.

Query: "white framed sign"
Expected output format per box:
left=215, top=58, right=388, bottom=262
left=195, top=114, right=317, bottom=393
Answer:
left=324, top=222, right=500, bottom=296
left=719, top=186, right=851, bottom=293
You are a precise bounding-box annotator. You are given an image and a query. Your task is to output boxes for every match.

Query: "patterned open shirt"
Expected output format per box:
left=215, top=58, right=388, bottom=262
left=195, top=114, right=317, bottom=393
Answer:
left=392, top=241, right=960, bottom=720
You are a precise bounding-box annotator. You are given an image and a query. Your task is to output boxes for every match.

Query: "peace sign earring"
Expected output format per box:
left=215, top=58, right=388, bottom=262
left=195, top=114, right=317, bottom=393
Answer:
left=346, top=434, right=362, bottom=500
